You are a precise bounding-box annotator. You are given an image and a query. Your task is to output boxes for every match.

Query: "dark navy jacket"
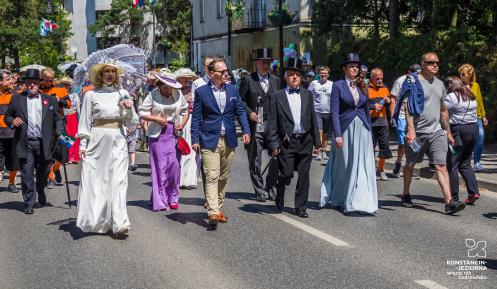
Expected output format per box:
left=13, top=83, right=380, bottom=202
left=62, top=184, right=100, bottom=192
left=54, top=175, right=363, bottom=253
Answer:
left=330, top=79, right=372, bottom=137
left=191, top=82, right=250, bottom=149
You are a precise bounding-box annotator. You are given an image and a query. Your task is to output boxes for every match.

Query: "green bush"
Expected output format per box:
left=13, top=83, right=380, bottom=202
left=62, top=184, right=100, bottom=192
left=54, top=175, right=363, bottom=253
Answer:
left=326, top=26, right=497, bottom=141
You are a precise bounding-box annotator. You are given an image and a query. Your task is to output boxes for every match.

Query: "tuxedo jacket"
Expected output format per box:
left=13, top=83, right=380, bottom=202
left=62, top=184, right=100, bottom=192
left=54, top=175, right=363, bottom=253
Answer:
left=239, top=72, right=281, bottom=130
left=4, top=92, right=64, bottom=160
left=330, top=79, right=372, bottom=138
left=191, top=82, right=250, bottom=149
left=268, top=88, right=321, bottom=151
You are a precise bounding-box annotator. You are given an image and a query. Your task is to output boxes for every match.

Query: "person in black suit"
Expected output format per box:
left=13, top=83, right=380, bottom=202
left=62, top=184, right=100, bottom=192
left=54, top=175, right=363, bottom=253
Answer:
left=239, top=48, right=281, bottom=202
left=268, top=58, right=321, bottom=218
left=4, top=69, right=64, bottom=214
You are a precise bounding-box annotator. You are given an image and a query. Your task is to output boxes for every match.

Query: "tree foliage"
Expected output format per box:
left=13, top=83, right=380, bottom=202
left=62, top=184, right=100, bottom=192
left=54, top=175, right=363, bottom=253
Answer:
left=89, top=0, right=192, bottom=61
left=313, top=0, right=497, bottom=140
left=0, top=0, right=72, bottom=70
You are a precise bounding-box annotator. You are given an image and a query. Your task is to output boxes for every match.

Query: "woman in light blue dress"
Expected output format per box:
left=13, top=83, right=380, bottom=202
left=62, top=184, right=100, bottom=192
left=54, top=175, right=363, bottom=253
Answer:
left=320, top=53, right=378, bottom=214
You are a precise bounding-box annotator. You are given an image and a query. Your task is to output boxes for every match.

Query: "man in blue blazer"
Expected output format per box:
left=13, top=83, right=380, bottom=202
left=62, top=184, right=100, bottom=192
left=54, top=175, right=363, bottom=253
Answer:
left=191, top=58, right=250, bottom=229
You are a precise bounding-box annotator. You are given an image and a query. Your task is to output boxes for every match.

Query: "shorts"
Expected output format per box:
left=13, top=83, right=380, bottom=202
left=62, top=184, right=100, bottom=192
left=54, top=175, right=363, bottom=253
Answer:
left=372, top=125, right=393, bottom=159
left=405, top=129, right=448, bottom=166
left=396, top=117, right=407, bottom=145
left=127, top=139, right=137, bottom=153
left=315, top=112, right=331, bottom=134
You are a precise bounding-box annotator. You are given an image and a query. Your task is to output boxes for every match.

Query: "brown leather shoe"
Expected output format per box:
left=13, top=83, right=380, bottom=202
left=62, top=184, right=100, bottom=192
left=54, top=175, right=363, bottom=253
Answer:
left=208, top=214, right=218, bottom=225
left=218, top=212, right=228, bottom=223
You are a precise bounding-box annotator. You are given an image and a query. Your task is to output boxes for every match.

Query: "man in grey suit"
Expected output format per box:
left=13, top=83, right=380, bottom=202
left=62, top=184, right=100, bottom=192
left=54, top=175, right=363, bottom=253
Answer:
left=239, top=48, right=281, bottom=202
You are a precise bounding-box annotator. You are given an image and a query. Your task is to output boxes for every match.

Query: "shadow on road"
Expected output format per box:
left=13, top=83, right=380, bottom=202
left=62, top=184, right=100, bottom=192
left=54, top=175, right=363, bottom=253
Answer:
left=483, top=213, right=497, bottom=219
left=131, top=171, right=151, bottom=177
left=165, top=212, right=209, bottom=228
left=179, top=197, right=207, bottom=207
left=128, top=200, right=152, bottom=210
left=479, top=259, right=497, bottom=270
left=47, top=218, right=127, bottom=240
left=0, top=201, right=25, bottom=212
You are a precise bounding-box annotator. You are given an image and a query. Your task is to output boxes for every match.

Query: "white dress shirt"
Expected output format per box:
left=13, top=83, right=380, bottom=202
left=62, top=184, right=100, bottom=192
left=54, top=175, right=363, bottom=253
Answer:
left=345, top=77, right=360, bottom=105
left=27, top=94, right=43, bottom=138
left=258, top=73, right=270, bottom=93
left=285, top=87, right=303, bottom=134
left=211, top=83, right=226, bottom=135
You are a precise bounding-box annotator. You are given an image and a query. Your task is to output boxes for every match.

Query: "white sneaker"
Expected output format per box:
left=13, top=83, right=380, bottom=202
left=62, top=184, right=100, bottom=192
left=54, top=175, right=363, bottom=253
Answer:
left=473, top=162, right=486, bottom=172
left=376, top=171, right=389, bottom=181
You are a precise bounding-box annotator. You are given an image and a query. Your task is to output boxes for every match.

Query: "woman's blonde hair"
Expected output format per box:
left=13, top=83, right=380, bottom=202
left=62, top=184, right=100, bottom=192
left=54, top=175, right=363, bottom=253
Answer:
left=93, top=65, right=122, bottom=89
left=458, top=64, right=476, bottom=85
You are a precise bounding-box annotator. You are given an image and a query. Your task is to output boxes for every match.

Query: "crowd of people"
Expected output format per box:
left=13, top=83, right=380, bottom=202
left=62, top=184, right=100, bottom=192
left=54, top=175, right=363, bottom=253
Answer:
left=0, top=47, right=489, bottom=234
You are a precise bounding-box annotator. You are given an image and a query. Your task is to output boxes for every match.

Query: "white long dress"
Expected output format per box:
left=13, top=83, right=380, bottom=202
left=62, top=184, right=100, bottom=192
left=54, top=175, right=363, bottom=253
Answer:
left=76, top=86, right=138, bottom=233
left=179, top=115, right=197, bottom=187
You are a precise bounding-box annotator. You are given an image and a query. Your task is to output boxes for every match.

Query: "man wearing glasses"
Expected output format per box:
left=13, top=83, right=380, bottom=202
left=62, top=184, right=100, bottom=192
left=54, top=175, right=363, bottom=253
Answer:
left=191, top=58, right=251, bottom=230
left=402, top=52, right=466, bottom=215
left=239, top=48, right=281, bottom=202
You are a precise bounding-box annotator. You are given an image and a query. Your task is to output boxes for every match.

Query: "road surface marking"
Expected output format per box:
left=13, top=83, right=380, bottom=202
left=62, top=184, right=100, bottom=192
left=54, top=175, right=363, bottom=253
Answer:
left=237, top=199, right=350, bottom=247
left=414, top=280, right=448, bottom=289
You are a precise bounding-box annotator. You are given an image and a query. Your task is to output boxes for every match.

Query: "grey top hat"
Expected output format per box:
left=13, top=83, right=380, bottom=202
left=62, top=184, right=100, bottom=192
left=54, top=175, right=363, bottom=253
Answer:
left=284, top=58, right=304, bottom=74
left=23, top=69, right=41, bottom=80
left=255, top=48, right=274, bottom=60
left=341, top=53, right=362, bottom=67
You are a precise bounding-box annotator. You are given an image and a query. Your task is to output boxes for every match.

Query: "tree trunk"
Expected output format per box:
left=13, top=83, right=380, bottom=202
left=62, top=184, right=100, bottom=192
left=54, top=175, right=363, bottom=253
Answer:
left=12, top=49, right=19, bottom=70
left=450, top=8, right=457, bottom=28
left=388, top=0, right=399, bottom=39
left=373, top=0, right=380, bottom=40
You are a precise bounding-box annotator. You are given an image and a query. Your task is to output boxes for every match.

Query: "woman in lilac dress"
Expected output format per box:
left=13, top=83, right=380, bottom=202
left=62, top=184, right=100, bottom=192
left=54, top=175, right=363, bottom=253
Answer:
left=138, top=70, right=189, bottom=211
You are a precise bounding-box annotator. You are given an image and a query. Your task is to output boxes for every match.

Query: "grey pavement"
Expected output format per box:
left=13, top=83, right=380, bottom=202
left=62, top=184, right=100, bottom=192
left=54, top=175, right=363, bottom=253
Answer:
left=0, top=144, right=496, bottom=289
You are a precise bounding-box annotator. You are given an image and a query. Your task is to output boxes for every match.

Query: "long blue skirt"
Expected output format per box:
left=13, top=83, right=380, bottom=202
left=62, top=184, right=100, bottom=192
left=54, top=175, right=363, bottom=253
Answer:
left=320, top=116, right=378, bottom=213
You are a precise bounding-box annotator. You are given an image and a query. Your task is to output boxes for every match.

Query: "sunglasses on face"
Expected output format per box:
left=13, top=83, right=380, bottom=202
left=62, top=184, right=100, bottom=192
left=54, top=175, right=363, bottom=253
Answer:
left=423, top=61, right=440, bottom=66
left=213, top=69, right=229, bottom=74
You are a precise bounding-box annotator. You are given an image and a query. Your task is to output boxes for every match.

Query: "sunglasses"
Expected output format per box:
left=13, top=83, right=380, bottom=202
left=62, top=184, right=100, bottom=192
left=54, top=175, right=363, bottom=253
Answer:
left=423, top=61, right=440, bottom=66
left=213, top=69, right=229, bottom=74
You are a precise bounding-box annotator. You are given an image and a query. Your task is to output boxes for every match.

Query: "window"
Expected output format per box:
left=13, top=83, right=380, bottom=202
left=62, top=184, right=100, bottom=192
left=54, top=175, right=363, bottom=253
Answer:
left=217, top=0, right=225, bottom=18
left=200, top=0, right=205, bottom=23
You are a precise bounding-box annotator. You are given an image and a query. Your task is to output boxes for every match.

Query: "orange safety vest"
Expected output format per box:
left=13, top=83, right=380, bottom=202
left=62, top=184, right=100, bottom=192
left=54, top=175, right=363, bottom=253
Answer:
left=0, top=90, right=12, bottom=129
left=41, top=83, right=71, bottom=116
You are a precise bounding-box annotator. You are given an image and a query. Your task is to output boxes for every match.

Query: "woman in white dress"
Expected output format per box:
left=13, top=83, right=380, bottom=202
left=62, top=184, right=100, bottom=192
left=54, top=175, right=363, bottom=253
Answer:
left=76, top=60, right=138, bottom=236
left=175, top=68, right=198, bottom=189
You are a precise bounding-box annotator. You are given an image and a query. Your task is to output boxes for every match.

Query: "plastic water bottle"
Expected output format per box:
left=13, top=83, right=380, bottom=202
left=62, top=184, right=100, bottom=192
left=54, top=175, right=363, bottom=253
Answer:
left=448, top=144, right=456, bottom=155
left=410, top=139, right=421, bottom=153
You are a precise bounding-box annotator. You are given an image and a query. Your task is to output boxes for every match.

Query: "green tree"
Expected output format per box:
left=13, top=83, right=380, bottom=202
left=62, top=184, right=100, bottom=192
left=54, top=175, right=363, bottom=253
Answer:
left=0, top=0, right=72, bottom=69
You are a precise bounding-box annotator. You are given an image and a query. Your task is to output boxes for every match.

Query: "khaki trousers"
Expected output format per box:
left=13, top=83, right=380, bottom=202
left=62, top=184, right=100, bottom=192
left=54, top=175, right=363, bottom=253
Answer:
left=201, top=138, right=235, bottom=216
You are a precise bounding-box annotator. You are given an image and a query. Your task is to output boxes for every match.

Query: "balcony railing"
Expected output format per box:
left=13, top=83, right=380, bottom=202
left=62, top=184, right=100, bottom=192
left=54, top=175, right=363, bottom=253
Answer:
left=232, top=4, right=266, bottom=33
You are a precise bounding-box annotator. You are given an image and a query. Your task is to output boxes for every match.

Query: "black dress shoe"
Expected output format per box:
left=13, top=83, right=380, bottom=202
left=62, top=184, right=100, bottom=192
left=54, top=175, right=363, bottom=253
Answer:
left=275, top=199, right=284, bottom=212
left=8, top=184, right=19, bottom=193
left=38, top=192, right=47, bottom=207
left=24, top=208, right=34, bottom=214
left=295, top=209, right=309, bottom=218
left=55, top=170, right=62, bottom=184
left=256, top=194, right=267, bottom=202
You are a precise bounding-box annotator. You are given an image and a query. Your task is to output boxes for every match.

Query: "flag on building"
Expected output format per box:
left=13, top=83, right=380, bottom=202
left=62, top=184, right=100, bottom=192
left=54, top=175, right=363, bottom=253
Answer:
left=39, top=20, right=48, bottom=36
left=39, top=18, right=58, bottom=36
left=59, top=133, right=75, bottom=149
left=132, top=0, right=145, bottom=8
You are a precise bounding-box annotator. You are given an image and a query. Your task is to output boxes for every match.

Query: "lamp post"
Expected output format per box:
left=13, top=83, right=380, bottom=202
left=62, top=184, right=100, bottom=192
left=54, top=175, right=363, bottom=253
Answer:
left=227, top=0, right=232, bottom=70
left=278, top=0, right=283, bottom=78
left=46, top=0, right=53, bottom=14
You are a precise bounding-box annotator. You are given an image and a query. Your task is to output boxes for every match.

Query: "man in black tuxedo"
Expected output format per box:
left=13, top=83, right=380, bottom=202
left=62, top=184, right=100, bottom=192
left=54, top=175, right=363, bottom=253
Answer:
left=240, top=48, right=281, bottom=202
left=5, top=69, right=63, bottom=214
left=268, top=58, right=321, bottom=218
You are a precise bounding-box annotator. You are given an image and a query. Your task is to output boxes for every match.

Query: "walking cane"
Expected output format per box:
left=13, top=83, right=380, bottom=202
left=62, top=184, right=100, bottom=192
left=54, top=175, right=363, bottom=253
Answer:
left=62, top=163, right=72, bottom=208
left=261, top=155, right=276, bottom=176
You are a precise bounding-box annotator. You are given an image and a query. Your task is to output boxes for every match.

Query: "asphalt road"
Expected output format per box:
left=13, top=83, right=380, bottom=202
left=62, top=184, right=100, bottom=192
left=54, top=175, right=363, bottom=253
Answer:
left=0, top=146, right=496, bottom=289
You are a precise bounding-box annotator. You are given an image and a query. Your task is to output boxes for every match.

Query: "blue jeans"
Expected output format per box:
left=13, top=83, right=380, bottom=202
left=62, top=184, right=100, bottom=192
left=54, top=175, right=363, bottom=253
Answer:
left=473, top=118, right=484, bottom=163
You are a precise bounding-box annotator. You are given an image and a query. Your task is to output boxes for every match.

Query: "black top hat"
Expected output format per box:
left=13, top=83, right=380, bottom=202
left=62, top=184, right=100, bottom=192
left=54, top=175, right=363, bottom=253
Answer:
left=284, top=58, right=304, bottom=74
left=23, top=69, right=41, bottom=80
left=254, top=48, right=273, bottom=60
left=341, top=53, right=362, bottom=67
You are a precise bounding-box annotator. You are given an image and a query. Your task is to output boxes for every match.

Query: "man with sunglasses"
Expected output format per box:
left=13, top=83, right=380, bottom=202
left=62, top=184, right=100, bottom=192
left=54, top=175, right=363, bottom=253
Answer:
left=239, top=48, right=281, bottom=202
left=191, top=58, right=251, bottom=230
left=5, top=69, right=63, bottom=214
left=402, top=52, right=466, bottom=215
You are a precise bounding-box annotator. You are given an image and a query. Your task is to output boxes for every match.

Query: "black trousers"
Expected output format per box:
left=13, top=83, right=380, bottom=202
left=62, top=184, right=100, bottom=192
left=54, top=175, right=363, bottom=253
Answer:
left=247, top=130, right=278, bottom=197
left=0, top=138, right=19, bottom=171
left=19, top=139, right=51, bottom=209
left=372, top=125, right=393, bottom=159
left=447, top=123, right=479, bottom=200
left=276, top=134, right=313, bottom=211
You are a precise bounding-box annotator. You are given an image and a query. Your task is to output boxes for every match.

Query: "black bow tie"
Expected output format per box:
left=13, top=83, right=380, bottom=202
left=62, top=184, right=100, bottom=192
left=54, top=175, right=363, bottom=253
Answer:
left=288, top=88, right=300, bottom=94
left=28, top=94, right=40, bottom=99
left=349, top=81, right=358, bottom=88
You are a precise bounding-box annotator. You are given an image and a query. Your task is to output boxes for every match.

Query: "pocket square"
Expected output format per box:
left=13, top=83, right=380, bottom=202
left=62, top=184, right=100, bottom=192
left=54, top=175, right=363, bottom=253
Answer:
left=229, top=96, right=237, bottom=102
left=49, top=105, right=54, bottom=111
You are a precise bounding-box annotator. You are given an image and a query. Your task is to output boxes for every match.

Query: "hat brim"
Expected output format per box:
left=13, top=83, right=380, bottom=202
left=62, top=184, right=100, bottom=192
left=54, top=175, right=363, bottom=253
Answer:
left=59, top=80, right=74, bottom=85
left=155, top=74, right=182, bottom=89
left=89, top=63, right=125, bottom=85
left=284, top=67, right=305, bottom=74
left=175, top=74, right=196, bottom=80
left=341, top=61, right=362, bottom=67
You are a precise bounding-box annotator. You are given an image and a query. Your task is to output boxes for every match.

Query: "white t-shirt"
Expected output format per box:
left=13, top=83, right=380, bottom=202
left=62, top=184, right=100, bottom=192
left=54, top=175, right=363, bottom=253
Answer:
left=444, top=92, right=477, bottom=124
left=390, top=75, right=407, bottom=118
left=309, top=79, right=333, bottom=114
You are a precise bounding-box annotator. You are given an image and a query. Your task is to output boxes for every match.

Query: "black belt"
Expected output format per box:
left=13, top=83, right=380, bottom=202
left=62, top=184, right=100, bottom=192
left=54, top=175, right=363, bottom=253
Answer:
left=291, top=133, right=307, bottom=139
left=27, top=138, right=41, bottom=141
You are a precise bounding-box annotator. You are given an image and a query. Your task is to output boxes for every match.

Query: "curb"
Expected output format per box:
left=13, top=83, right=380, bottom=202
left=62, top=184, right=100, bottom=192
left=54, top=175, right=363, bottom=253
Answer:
left=383, top=161, right=497, bottom=193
